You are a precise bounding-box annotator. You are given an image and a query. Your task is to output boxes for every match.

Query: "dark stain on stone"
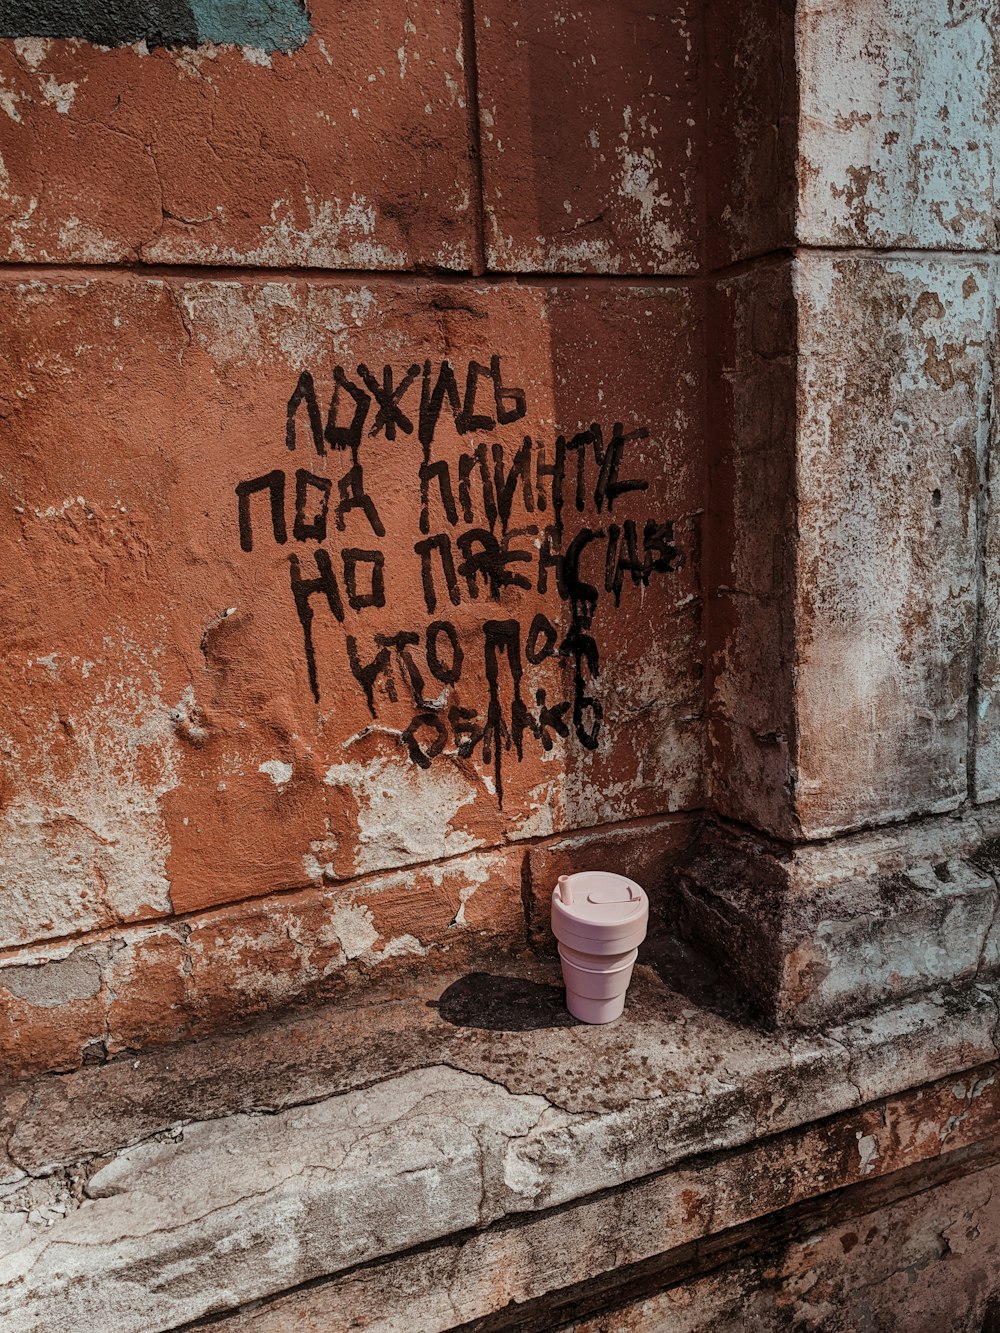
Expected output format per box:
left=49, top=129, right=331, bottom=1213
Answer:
left=0, top=0, right=199, bottom=46
left=970, top=838, right=1000, bottom=878
left=0, top=0, right=311, bottom=51
left=640, top=923, right=761, bottom=1026
left=876, top=872, right=923, bottom=909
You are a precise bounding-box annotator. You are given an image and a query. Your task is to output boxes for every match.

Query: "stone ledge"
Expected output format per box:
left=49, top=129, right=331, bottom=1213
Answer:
left=199, top=1104, right=1000, bottom=1333
left=1, top=955, right=998, bottom=1332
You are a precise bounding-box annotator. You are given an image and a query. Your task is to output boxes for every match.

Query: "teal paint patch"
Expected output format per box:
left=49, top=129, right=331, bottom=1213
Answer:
left=0, top=0, right=310, bottom=51
left=188, top=0, right=310, bottom=51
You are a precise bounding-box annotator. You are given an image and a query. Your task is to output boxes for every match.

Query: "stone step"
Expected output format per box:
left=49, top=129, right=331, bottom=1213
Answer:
left=1, top=959, right=998, bottom=1332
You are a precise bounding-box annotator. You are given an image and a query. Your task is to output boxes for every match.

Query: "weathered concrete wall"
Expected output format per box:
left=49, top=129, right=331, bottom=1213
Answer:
left=793, top=252, right=989, bottom=836
left=681, top=0, right=1000, bottom=1019
left=790, top=0, right=998, bottom=838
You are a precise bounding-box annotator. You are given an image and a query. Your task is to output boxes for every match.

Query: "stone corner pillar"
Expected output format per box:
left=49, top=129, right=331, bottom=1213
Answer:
left=688, top=0, right=1000, bottom=1026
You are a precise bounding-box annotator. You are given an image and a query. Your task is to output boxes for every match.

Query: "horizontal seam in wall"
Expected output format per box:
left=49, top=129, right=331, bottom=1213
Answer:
left=9, top=793, right=1000, bottom=965
left=0, top=261, right=706, bottom=287
left=795, top=241, right=1000, bottom=262
left=0, top=808, right=697, bottom=965
left=0, top=243, right=992, bottom=289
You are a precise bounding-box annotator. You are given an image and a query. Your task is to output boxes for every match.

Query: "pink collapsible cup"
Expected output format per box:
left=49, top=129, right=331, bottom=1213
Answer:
left=550, top=871, right=649, bottom=1023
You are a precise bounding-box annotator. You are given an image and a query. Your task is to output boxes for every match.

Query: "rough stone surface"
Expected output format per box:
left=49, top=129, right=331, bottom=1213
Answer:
left=3, top=35, right=1000, bottom=1333
left=0, top=2, right=474, bottom=267
left=0, top=804, right=706, bottom=1078
left=566, top=1159, right=1000, bottom=1332
left=974, top=279, right=1000, bottom=802
left=476, top=1, right=701, bottom=274
left=675, top=806, right=1000, bottom=1026
left=793, top=253, right=990, bottom=837
left=0, top=963, right=996, bottom=1332
left=796, top=0, right=998, bottom=251
left=202, top=1081, right=1000, bottom=1332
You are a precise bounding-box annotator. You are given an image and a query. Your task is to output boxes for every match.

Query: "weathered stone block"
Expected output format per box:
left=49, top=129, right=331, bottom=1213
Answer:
left=204, top=1068, right=1000, bottom=1331
left=796, top=0, right=998, bottom=251
left=674, top=807, right=1000, bottom=1026
left=973, top=268, right=1000, bottom=803
left=1, top=956, right=995, bottom=1332
left=566, top=1158, right=1000, bottom=1332
left=476, top=1, right=701, bottom=274
left=0, top=3, right=474, bottom=267
left=705, top=261, right=798, bottom=837
left=793, top=253, right=990, bottom=836
left=0, top=944, right=111, bottom=1075
left=706, top=0, right=796, bottom=267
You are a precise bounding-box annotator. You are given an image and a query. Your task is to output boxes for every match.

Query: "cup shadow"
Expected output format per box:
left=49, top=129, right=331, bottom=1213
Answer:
left=431, top=972, right=577, bottom=1031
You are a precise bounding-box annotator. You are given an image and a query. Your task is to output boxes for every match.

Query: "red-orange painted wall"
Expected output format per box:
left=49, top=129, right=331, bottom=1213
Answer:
left=0, top=2, right=731, bottom=1074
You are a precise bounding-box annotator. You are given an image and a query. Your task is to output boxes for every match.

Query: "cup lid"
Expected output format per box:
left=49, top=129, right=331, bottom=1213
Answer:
left=553, top=871, right=647, bottom=926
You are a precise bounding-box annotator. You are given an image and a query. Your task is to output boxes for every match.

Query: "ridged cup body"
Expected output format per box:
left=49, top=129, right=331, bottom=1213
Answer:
left=550, top=872, right=648, bottom=1024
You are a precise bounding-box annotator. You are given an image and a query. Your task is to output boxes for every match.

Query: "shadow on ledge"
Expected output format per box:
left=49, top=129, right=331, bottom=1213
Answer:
left=432, top=972, right=577, bottom=1031
left=639, top=927, right=759, bottom=1026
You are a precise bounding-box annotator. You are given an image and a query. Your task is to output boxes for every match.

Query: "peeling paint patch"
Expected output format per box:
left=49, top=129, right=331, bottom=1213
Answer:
left=0, top=650, right=181, bottom=948
left=324, top=757, right=481, bottom=875
left=2, top=947, right=101, bottom=1008
left=856, top=1131, right=879, bottom=1174
left=259, top=760, right=293, bottom=787
left=37, top=74, right=76, bottom=114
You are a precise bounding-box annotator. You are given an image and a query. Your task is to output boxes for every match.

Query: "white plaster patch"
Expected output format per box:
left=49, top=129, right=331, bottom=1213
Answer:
left=328, top=901, right=429, bottom=963
left=179, top=282, right=367, bottom=367
left=38, top=75, right=77, bottom=114
left=0, top=83, right=22, bottom=123
left=302, top=853, right=325, bottom=882
left=150, top=192, right=407, bottom=269
left=12, top=37, right=51, bottom=69
left=56, top=217, right=121, bottom=263
left=796, top=0, right=995, bottom=248
left=615, top=106, right=688, bottom=263
left=0, top=647, right=181, bottom=948
left=451, top=883, right=477, bottom=928
left=329, top=901, right=380, bottom=960
left=440, top=854, right=495, bottom=927
left=509, top=778, right=563, bottom=840
left=487, top=216, right=622, bottom=273
left=397, top=18, right=416, bottom=80
left=856, top=1131, right=879, bottom=1174
left=433, top=238, right=471, bottom=270
left=302, top=820, right=339, bottom=883
left=323, top=756, right=481, bottom=874
left=259, top=760, right=293, bottom=788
